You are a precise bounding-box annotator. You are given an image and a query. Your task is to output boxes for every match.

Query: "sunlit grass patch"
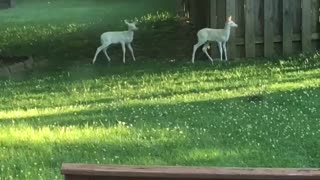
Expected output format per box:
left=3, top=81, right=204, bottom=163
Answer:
left=0, top=0, right=320, bottom=179
left=0, top=55, right=320, bottom=179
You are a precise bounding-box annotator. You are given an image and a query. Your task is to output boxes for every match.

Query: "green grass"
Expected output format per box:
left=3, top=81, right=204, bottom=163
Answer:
left=0, top=0, right=182, bottom=60
left=1, top=0, right=320, bottom=179
left=1, top=56, right=320, bottom=179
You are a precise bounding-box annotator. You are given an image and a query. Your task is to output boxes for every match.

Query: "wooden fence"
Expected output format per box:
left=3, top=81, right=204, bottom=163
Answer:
left=61, top=164, right=320, bottom=180
left=184, top=0, right=320, bottom=59
left=0, top=0, right=15, bottom=9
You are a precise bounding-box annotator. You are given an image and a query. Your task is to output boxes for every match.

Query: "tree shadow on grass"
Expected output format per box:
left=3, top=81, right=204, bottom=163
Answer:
left=1, top=134, right=259, bottom=179
left=1, top=87, right=320, bottom=134
left=1, top=88, right=320, bottom=179
left=0, top=0, right=189, bottom=63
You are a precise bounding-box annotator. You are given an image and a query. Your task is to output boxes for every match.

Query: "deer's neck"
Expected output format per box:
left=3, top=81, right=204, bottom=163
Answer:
left=127, top=29, right=134, bottom=37
left=223, top=24, right=232, bottom=41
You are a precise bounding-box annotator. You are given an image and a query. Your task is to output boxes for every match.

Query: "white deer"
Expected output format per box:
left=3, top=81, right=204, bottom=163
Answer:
left=191, top=16, right=238, bottom=63
left=92, top=20, right=138, bottom=64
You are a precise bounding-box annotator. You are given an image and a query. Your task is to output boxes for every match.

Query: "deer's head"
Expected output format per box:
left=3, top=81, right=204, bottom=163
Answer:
left=226, top=16, right=238, bottom=28
left=125, top=20, right=138, bottom=31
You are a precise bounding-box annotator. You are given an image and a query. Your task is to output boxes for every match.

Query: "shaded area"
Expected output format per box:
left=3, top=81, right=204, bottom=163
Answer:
left=1, top=88, right=320, bottom=179
left=0, top=0, right=195, bottom=63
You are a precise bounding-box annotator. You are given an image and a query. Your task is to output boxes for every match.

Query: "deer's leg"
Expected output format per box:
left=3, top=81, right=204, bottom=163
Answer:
left=223, top=42, right=228, bottom=61
left=202, top=42, right=214, bottom=63
left=93, top=45, right=107, bottom=64
left=192, top=40, right=205, bottom=63
left=127, top=43, right=136, bottom=61
left=218, top=42, right=223, bottom=61
left=121, top=43, right=126, bottom=64
left=102, top=46, right=111, bottom=62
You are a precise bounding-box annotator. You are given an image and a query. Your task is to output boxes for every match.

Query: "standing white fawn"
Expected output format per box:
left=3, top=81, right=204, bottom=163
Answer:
left=92, top=20, right=138, bottom=64
left=191, top=16, right=238, bottom=64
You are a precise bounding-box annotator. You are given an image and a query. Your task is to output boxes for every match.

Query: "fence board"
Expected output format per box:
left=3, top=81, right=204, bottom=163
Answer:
left=62, top=164, right=320, bottom=180
left=245, top=0, right=255, bottom=58
left=302, top=0, right=312, bottom=52
left=210, top=0, right=217, bottom=28
left=255, top=0, right=264, bottom=37
left=311, top=0, right=320, bottom=51
left=226, top=0, right=237, bottom=59
left=189, top=0, right=320, bottom=58
left=283, top=0, right=293, bottom=55
left=217, top=0, right=226, bottom=27
left=315, top=0, right=320, bottom=51
left=273, top=0, right=282, bottom=36
left=236, top=0, right=245, bottom=39
left=255, top=0, right=264, bottom=57
left=292, top=0, right=302, bottom=34
left=311, top=0, right=318, bottom=33
left=264, top=0, right=274, bottom=57
left=209, top=0, right=219, bottom=59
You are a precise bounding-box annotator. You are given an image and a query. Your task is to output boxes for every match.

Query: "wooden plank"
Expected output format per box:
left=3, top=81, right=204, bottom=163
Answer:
left=9, top=0, right=14, bottom=7
left=314, top=0, right=320, bottom=51
left=264, top=0, right=274, bottom=57
left=236, top=0, right=245, bottom=41
left=272, top=0, right=283, bottom=36
left=254, top=0, right=264, bottom=37
left=64, top=175, right=89, bottom=180
left=302, top=0, right=312, bottom=52
left=61, top=164, right=320, bottom=180
left=226, top=0, right=237, bottom=59
left=245, top=0, right=255, bottom=58
left=254, top=0, right=264, bottom=57
left=210, top=0, right=226, bottom=59
left=189, top=0, right=197, bottom=26
left=282, top=0, right=293, bottom=55
left=292, top=0, right=302, bottom=34
left=311, top=0, right=318, bottom=33
left=217, top=0, right=226, bottom=27
left=209, top=0, right=217, bottom=28
left=234, top=33, right=320, bottom=45
left=209, top=0, right=218, bottom=58
left=176, top=0, right=184, bottom=16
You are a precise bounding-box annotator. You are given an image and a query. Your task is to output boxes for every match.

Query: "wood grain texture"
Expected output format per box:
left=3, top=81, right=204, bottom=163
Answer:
left=302, top=0, right=312, bottom=52
left=245, top=0, right=255, bottom=57
left=62, top=164, right=320, bottom=180
left=189, top=0, right=319, bottom=58
left=283, top=0, right=293, bottom=55
left=226, top=0, right=237, bottom=59
left=264, top=0, right=274, bottom=57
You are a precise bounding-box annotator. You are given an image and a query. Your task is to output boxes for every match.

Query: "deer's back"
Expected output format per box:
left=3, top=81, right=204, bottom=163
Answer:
left=101, top=31, right=134, bottom=44
left=197, top=28, right=228, bottom=42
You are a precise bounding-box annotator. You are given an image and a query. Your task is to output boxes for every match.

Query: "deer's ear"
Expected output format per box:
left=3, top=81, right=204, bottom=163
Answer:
left=124, top=20, right=129, bottom=24
left=228, top=16, right=232, bottom=21
left=134, top=19, right=139, bottom=24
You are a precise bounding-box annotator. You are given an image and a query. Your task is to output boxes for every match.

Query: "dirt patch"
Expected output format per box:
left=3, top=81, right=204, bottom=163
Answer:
left=0, top=55, right=34, bottom=79
left=0, top=55, right=30, bottom=66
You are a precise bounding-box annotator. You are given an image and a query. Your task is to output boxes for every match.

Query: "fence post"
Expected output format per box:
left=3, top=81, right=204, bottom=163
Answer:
left=264, top=0, right=274, bottom=57
left=9, top=0, right=15, bottom=7
left=209, top=0, right=218, bottom=58
left=283, top=0, right=293, bottom=56
left=176, top=0, right=184, bottom=17
left=245, top=0, right=255, bottom=58
left=302, top=0, right=312, bottom=52
left=226, top=0, right=237, bottom=59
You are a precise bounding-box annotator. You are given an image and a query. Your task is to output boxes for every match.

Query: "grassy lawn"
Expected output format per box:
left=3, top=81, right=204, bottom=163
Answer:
left=1, top=57, right=320, bottom=179
left=0, top=0, right=183, bottom=60
left=1, top=0, right=320, bottom=180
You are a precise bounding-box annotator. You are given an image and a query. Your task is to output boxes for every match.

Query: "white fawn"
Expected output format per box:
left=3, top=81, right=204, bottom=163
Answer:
left=191, top=16, right=238, bottom=63
left=92, top=20, right=138, bottom=64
